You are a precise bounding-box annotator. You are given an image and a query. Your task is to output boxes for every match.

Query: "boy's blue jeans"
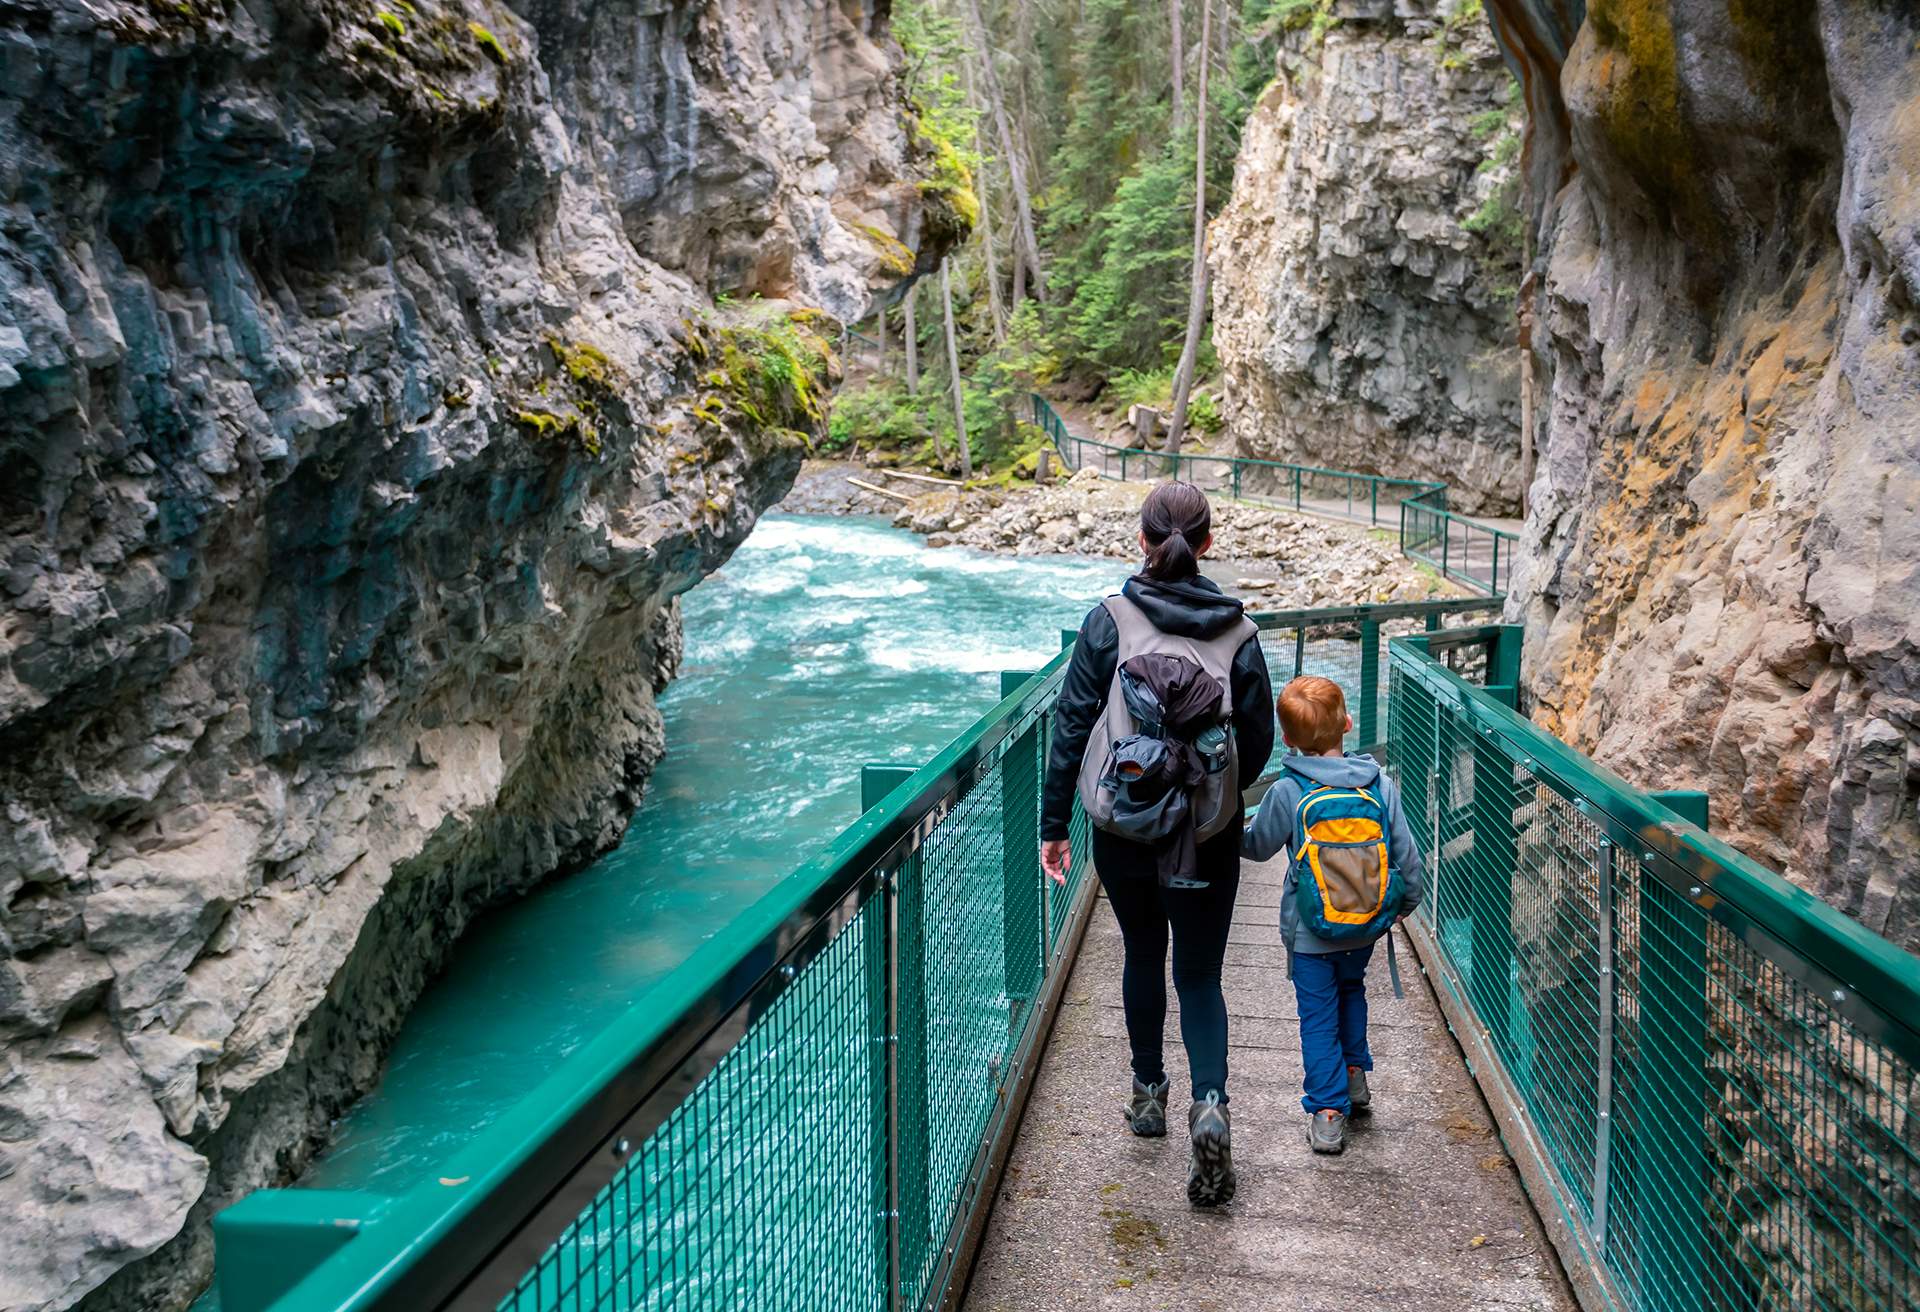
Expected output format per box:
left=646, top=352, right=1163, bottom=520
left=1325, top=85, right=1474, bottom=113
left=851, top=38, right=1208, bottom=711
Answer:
left=1292, top=943, right=1375, bottom=1115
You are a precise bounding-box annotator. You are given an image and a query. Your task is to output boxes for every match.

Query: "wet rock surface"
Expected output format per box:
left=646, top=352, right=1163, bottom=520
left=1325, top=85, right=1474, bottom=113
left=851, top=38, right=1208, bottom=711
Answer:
left=890, top=470, right=1462, bottom=609
left=0, top=1, right=948, bottom=1307
left=1211, top=0, right=1523, bottom=516
left=1487, top=0, right=1920, bottom=951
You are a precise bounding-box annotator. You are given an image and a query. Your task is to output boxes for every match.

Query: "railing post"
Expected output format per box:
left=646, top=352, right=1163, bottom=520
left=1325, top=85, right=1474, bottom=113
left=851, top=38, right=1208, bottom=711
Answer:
left=1631, top=841, right=1708, bottom=1312
left=1590, top=836, right=1616, bottom=1254
left=1293, top=625, right=1306, bottom=678
left=212, top=1191, right=391, bottom=1312
left=1358, top=619, right=1381, bottom=748
left=1442, top=516, right=1452, bottom=580
left=870, top=860, right=900, bottom=1312
left=1371, top=479, right=1378, bottom=525
left=862, top=764, right=919, bottom=812
left=1293, top=466, right=1302, bottom=509
left=1000, top=676, right=1043, bottom=1033
left=895, top=849, right=930, bottom=1308
left=1467, top=713, right=1517, bottom=1054
left=1232, top=462, right=1241, bottom=500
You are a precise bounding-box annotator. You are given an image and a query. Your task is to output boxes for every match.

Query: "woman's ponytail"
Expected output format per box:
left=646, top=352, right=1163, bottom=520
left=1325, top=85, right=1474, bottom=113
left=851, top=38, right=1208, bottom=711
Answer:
left=1139, top=482, right=1212, bottom=582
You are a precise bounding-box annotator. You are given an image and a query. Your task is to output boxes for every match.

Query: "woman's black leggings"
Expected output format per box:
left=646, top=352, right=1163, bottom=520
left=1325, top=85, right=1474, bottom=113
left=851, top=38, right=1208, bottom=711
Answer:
left=1092, top=821, right=1242, bottom=1103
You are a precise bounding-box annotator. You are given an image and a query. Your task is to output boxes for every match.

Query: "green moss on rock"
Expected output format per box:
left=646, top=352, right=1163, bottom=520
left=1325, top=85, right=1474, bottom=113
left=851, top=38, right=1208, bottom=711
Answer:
left=910, top=112, right=979, bottom=255
left=468, top=21, right=509, bottom=64
left=1585, top=0, right=1718, bottom=244
left=856, top=223, right=916, bottom=277
left=515, top=407, right=601, bottom=457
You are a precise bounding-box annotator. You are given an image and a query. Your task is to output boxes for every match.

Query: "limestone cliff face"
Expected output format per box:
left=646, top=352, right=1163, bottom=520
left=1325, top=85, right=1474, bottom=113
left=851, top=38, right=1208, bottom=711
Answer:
left=0, top=1, right=952, bottom=1308
left=1211, top=0, right=1524, bottom=515
left=1487, top=0, right=1920, bottom=950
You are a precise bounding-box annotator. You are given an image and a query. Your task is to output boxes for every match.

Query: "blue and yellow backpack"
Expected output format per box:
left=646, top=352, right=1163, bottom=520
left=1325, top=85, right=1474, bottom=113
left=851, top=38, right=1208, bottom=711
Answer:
left=1289, top=772, right=1403, bottom=943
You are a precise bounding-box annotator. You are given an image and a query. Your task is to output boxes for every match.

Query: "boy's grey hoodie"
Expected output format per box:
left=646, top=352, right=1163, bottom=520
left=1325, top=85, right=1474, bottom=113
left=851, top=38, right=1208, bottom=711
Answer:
left=1243, top=752, right=1426, bottom=955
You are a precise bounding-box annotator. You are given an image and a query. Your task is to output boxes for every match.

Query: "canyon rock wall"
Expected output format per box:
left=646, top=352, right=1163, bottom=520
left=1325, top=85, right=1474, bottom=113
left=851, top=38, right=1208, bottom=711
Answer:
left=1488, top=0, right=1919, bottom=947
left=1211, top=0, right=1524, bottom=515
left=0, top=1, right=953, bottom=1308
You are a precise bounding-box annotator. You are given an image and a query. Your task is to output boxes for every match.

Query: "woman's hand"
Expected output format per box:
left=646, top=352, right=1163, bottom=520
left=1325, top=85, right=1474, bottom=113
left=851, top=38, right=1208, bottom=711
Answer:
left=1039, top=839, right=1071, bottom=886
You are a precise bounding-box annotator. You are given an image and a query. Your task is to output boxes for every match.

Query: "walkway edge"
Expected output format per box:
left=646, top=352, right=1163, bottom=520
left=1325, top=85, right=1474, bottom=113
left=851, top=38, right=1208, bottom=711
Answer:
left=936, top=864, right=1104, bottom=1312
left=1401, top=916, right=1619, bottom=1312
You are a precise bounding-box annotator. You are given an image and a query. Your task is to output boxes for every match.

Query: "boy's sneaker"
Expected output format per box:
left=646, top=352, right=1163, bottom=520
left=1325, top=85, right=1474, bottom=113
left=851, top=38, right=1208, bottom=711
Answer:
left=1308, top=1108, right=1348, bottom=1155
left=1124, top=1077, right=1169, bottom=1137
left=1187, top=1092, right=1237, bottom=1206
left=1347, top=1066, right=1372, bottom=1117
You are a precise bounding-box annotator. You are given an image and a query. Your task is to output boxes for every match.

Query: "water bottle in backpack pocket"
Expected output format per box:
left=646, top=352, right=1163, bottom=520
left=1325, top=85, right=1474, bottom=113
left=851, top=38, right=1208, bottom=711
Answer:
left=1292, top=782, right=1402, bottom=942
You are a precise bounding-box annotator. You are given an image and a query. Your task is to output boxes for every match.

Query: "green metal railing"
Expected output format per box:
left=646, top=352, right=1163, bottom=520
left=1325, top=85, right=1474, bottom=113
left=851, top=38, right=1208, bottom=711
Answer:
left=212, top=596, right=1497, bottom=1312
left=1030, top=393, right=1519, bottom=597
left=1389, top=627, right=1920, bottom=1312
left=215, top=605, right=1920, bottom=1312
left=1399, top=485, right=1515, bottom=597
left=217, top=642, right=1099, bottom=1312
left=1244, top=598, right=1501, bottom=758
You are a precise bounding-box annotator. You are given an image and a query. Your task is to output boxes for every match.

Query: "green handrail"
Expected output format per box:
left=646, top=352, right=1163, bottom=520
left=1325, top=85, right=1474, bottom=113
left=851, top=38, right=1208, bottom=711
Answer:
left=1030, top=392, right=1519, bottom=598
left=210, top=597, right=1497, bottom=1312
left=1389, top=629, right=1920, bottom=1312
left=212, top=608, right=1920, bottom=1312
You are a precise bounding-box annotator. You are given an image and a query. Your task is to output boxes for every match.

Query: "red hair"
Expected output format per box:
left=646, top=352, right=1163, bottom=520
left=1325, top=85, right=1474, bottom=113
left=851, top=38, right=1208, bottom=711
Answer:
left=1278, top=676, right=1347, bottom=754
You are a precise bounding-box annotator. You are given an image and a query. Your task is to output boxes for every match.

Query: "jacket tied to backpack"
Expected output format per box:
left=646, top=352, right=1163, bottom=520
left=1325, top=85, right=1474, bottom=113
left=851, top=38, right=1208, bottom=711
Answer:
left=1076, top=593, right=1257, bottom=887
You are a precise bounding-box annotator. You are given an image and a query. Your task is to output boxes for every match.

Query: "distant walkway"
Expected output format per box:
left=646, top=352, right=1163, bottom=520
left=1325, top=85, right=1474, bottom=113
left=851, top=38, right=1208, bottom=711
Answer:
left=964, top=853, right=1571, bottom=1312
left=1033, top=395, right=1522, bottom=596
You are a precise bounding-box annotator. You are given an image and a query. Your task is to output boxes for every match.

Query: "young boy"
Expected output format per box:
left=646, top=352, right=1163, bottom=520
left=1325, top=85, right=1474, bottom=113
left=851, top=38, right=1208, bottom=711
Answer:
left=1243, top=675, right=1425, bottom=1154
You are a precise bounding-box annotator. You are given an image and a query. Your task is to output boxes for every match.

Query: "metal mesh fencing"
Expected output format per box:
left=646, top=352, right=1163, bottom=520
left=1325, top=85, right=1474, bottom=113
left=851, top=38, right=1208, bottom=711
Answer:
left=1400, top=494, right=1513, bottom=597
left=1389, top=636, right=1920, bottom=1312
left=496, top=894, right=886, bottom=1312
left=483, top=684, right=1082, bottom=1312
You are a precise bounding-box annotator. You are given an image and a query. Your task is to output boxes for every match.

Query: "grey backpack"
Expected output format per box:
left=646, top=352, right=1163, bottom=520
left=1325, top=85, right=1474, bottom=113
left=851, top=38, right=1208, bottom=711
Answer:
left=1075, top=594, right=1255, bottom=844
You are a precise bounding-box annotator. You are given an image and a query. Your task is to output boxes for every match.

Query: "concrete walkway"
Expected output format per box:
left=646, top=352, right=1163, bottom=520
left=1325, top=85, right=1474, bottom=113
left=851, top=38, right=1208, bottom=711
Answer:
left=963, top=855, right=1572, bottom=1312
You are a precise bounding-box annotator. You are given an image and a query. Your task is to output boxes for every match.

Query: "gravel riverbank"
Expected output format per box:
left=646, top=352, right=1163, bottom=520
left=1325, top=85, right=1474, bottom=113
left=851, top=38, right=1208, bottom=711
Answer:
left=778, top=460, right=1463, bottom=609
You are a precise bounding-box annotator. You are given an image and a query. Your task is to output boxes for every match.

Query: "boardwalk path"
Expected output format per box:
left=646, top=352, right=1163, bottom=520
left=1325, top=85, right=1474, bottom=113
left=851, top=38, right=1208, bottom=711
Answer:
left=964, top=854, right=1572, bottom=1312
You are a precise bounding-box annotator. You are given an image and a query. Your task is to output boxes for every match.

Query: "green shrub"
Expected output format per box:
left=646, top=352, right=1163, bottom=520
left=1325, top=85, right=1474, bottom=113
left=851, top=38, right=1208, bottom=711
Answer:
left=826, top=377, right=934, bottom=452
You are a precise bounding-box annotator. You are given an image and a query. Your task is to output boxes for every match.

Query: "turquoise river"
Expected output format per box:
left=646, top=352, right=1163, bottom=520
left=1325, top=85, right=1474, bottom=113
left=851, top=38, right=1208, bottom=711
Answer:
left=245, top=514, right=1118, bottom=1225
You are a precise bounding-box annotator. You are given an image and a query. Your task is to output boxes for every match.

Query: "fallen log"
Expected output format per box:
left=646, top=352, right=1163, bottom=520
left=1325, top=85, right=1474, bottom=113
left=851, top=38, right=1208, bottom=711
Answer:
left=879, top=468, right=964, bottom=487
left=847, top=476, right=915, bottom=504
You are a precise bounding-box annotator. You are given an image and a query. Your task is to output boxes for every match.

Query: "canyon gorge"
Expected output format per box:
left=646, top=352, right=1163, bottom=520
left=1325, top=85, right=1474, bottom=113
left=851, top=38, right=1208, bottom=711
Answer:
left=0, top=1, right=951, bottom=1307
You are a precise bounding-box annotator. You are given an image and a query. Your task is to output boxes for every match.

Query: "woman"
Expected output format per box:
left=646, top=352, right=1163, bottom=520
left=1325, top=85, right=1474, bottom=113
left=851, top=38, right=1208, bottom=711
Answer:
left=1039, top=481, right=1273, bottom=1208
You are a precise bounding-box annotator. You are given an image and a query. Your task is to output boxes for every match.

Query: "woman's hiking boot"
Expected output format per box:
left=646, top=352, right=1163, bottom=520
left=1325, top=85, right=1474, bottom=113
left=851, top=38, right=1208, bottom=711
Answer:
left=1347, top=1066, right=1372, bottom=1117
left=1124, top=1077, right=1169, bottom=1137
left=1308, top=1108, right=1348, bottom=1154
left=1186, top=1091, right=1236, bottom=1206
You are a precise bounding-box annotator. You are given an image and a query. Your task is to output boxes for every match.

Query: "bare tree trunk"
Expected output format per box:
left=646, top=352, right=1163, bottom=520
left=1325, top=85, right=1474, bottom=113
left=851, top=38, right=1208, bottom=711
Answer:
left=1518, top=272, right=1537, bottom=516
left=1169, top=0, right=1186, bottom=138
left=1166, top=0, right=1213, bottom=454
left=904, top=283, right=919, bottom=393
left=940, top=259, right=973, bottom=480
left=964, top=53, right=1008, bottom=342
left=965, top=0, right=1046, bottom=302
